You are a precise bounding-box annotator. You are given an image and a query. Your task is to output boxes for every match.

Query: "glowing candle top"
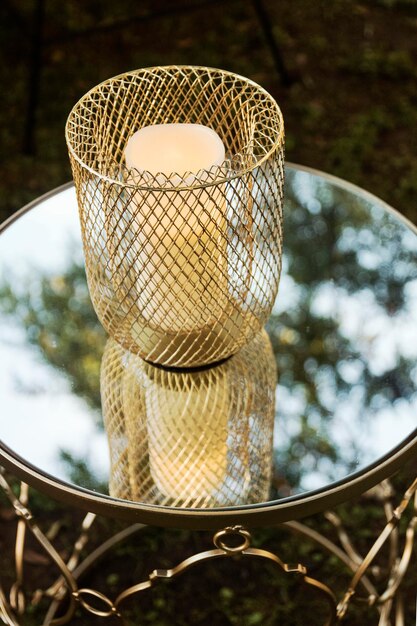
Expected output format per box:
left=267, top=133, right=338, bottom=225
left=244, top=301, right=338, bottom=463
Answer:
left=124, top=123, right=225, bottom=176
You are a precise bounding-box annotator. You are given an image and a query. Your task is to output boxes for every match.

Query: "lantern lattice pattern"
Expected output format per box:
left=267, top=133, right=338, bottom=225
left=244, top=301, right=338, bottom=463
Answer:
left=66, top=66, right=284, bottom=367
left=100, top=330, right=277, bottom=508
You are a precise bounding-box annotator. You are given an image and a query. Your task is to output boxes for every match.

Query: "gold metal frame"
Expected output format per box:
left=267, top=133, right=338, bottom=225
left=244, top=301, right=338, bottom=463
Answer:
left=1, top=417, right=416, bottom=531
left=1, top=469, right=416, bottom=625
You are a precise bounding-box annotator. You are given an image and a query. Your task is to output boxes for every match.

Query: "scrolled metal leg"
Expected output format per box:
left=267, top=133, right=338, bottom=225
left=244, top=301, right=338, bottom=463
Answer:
left=0, top=584, right=20, bottom=626
left=1, top=466, right=416, bottom=624
left=114, top=524, right=337, bottom=626
left=9, top=482, right=28, bottom=617
left=283, top=476, right=417, bottom=623
left=337, top=477, right=417, bottom=620
left=0, top=470, right=78, bottom=625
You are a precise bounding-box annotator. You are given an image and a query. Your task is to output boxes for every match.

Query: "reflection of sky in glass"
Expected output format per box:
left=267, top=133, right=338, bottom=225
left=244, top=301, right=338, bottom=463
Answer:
left=0, top=189, right=83, bottom=278
left=0, top=334, right=108, bottom=482
left=271, top=169, right=417, bottom=492
left=0, top=189, right=108, bottom=485
left=0, top=170, right=416, bottom=502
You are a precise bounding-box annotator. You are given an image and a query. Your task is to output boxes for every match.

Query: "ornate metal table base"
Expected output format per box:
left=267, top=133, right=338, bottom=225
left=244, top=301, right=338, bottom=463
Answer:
left=0, top=469, right=416, bottom=626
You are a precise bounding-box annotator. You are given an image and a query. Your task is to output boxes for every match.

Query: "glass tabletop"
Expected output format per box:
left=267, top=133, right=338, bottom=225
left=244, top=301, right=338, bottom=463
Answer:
left=1, top=164, right=416, bottom=528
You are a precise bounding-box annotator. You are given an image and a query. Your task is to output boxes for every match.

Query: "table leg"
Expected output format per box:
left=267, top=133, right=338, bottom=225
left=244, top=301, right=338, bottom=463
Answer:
left=0, top=468, right=416, bottom=625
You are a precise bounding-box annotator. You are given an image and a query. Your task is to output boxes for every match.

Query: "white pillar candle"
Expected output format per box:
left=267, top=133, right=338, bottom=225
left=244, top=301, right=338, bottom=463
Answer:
left=123, top=123, right=227, bottom=335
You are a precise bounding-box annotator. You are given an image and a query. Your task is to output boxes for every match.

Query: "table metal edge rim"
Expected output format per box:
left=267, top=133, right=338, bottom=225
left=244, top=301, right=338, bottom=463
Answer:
left=1, top=430, right=416, bottom=528
left=0, top=182, right=75, bottom=233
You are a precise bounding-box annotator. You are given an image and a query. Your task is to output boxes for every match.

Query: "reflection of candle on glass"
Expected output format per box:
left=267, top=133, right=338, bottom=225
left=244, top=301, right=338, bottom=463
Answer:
left=124, top=123, right=227, bottom=333
left=101, top=329, right=276, bottom=507
left=143, top=366, right=230, bottom=506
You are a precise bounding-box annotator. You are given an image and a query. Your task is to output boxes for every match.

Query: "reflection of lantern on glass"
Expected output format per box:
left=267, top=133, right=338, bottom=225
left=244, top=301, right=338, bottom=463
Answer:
left=101, top=330, right=277, bottom=508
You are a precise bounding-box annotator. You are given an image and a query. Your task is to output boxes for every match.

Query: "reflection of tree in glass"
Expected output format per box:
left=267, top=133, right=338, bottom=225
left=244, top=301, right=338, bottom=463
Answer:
left=269, top=170, right=417, bottom=494
left=0, top=260, right=107, bottom=488
left=0, top=261, right=106, bottom=411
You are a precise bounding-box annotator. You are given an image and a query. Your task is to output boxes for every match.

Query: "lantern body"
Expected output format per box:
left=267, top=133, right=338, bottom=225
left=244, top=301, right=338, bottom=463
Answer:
left=66, top=66, right=284, bottom=367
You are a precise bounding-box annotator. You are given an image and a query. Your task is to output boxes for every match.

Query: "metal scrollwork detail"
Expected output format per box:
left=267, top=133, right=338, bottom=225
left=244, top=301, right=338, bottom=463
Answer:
left=0, top=469, right=416, bottom=625
left=213, top=525, right=252, bottom=553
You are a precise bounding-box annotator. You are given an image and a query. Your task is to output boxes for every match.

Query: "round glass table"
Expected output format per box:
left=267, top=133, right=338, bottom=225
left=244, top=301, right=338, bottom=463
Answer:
left=0, top=163, right=416, bottom=530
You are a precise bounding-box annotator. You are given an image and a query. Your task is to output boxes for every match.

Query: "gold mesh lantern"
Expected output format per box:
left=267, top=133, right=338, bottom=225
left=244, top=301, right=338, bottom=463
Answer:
left=66, top=66, right=284, bottom=367
left=101, top=330, right=277, bottom=508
